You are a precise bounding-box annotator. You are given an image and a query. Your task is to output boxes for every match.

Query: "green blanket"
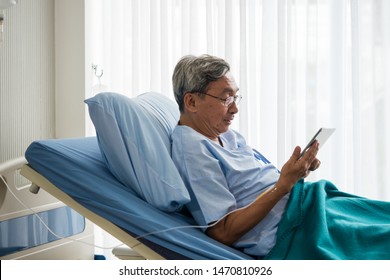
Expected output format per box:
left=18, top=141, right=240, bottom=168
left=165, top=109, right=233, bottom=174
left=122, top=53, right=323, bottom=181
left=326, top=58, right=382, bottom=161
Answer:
left=265, top=180, right=390, bottom=259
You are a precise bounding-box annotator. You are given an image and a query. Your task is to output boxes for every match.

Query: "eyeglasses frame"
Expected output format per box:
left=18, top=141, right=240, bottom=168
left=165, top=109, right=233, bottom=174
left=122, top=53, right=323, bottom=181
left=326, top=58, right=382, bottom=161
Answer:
left=198, top=92, right=242, bottom=107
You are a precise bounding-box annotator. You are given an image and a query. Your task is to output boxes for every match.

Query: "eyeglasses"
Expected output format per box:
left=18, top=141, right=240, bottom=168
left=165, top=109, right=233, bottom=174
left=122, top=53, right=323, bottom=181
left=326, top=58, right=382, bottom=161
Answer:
left=199, top=92, right=242, bottom=107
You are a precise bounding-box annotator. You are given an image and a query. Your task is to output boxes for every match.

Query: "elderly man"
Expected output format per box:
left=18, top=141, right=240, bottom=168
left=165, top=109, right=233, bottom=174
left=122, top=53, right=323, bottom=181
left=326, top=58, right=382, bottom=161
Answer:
left=171, top=54, right=321, bottom=257
left=171, top=54, right=390, bottom=260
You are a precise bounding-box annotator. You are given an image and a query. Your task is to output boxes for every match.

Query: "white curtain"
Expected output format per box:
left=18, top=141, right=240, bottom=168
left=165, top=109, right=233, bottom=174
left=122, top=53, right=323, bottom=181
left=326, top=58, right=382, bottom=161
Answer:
left=87, top=0, right=390, bottom=200
left=86, top=0, right=390, bottom=259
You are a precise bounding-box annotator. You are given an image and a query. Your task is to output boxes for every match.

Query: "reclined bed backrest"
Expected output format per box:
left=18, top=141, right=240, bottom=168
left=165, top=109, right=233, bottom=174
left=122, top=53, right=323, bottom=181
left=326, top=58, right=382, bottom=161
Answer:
left=85, top=92, right=190, bottom=212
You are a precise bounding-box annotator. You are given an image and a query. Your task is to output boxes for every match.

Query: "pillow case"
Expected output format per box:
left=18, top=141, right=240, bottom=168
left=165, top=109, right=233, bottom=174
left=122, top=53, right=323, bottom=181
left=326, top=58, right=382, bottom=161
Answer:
left=85, top=92, right=190, bottom=212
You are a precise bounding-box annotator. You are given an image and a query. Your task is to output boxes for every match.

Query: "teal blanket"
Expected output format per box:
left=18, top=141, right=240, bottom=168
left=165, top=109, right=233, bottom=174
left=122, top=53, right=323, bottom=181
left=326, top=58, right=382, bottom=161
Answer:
left=265, top=180, right=390, bottom=259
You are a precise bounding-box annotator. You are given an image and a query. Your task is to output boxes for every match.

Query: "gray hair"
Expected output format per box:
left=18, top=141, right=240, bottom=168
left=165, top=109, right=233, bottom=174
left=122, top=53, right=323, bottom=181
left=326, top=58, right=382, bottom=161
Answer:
left=172, top=54, right=230, bottom=112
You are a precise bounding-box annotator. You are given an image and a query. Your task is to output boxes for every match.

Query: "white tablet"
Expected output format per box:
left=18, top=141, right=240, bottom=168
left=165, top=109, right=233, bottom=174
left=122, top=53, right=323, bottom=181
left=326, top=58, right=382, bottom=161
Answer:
left=299, top=128, right=335, bottom=158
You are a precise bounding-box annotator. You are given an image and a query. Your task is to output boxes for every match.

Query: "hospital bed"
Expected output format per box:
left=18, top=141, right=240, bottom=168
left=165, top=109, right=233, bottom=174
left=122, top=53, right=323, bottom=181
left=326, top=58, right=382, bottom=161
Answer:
left=13, top=92, right=255, bottom=260
left=7, top=92, right=390, bottom=260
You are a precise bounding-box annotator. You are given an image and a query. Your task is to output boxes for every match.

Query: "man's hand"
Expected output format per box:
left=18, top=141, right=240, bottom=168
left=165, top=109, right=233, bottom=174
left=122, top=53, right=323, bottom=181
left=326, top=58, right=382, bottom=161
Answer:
left=276, top=141, right=320, bottom=194
left=207, top=141, right=321, bottom=246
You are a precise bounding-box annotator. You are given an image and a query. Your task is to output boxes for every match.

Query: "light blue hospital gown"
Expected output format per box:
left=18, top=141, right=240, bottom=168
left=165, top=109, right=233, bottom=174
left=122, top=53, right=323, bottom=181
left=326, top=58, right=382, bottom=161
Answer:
left=171, top=125, right=290, bottom=257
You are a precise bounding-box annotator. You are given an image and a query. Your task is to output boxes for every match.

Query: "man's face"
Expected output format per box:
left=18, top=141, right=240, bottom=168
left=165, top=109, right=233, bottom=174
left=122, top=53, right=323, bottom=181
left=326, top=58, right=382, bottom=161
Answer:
left=195, top=72, right=240, bottom=139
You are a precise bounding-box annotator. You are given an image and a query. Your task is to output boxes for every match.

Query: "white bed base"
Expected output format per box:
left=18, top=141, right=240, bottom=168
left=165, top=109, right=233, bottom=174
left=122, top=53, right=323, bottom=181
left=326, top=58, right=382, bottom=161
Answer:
left=19, top=164, right=164, bottom=260
left=0, top=157, right=94, bottom=260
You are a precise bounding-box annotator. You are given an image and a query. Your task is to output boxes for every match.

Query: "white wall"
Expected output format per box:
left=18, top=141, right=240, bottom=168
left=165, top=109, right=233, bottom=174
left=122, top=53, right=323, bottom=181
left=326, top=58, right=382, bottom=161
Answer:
left=0, top=0, right=88, bottom=163
left=55, top=0, right=86, bottom=138
left=0, top=0, right=55, bottom=162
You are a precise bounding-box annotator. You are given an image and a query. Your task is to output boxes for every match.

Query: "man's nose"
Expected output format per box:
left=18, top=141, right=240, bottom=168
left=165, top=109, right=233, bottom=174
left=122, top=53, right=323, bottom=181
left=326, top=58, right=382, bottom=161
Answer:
left=228, top=101, right=239, bottom=114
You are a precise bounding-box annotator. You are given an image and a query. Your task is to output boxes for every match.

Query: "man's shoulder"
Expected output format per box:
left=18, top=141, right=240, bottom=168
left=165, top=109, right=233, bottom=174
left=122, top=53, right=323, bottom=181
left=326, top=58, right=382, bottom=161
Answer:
left=171, top=125, right=207, bottom=153
left=171, top=125, right=205, bottom=141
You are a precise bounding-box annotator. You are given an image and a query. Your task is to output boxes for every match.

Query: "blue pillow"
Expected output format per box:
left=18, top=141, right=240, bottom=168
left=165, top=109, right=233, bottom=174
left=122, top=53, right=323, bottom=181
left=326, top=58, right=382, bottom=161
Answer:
left=85, top=92, right=190, bottom=212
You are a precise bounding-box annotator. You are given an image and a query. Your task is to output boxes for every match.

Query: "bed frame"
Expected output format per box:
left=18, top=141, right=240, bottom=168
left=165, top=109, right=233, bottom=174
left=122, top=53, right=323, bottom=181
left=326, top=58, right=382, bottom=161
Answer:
left=0, top=157, right=94, bottom=260
left=20, top=164, right=163, bottom=260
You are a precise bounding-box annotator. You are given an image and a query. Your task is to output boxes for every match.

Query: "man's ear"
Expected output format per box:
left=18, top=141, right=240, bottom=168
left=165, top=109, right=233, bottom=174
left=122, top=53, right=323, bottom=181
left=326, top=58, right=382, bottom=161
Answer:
left=183, top=93, right=198, bottom=113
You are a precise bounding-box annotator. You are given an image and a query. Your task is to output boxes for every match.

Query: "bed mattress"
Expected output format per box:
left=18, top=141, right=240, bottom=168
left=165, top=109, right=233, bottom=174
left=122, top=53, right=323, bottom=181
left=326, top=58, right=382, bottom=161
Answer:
left=25, top=137, right=253, bottom=260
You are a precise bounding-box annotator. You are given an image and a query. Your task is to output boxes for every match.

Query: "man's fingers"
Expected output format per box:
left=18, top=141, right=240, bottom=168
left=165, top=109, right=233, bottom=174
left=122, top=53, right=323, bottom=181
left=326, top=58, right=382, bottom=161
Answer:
left=303, top=141, right=319, bottom=162
left=309, top=159, right=321, bottom=171
left=291, top=146, right=302, bottom=160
